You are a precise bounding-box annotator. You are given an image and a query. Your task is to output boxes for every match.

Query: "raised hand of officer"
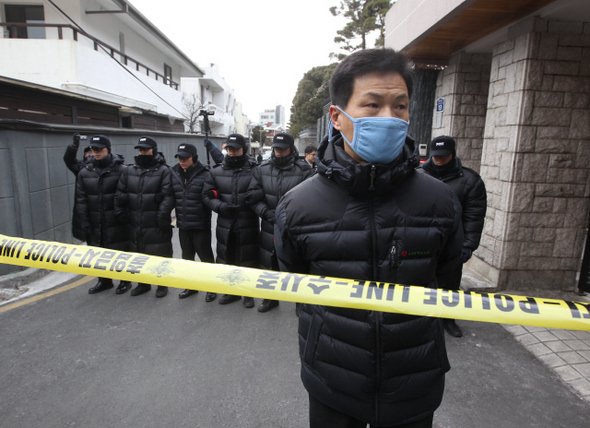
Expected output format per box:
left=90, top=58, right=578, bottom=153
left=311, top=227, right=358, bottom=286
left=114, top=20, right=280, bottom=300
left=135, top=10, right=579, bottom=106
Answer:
left=72, top=133, right=81, bottom=148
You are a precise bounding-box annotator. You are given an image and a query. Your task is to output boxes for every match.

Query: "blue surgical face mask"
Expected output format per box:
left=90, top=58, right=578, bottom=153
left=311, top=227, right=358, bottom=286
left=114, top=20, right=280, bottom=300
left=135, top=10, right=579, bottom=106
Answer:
left=333, top=106, right=409, bottom=164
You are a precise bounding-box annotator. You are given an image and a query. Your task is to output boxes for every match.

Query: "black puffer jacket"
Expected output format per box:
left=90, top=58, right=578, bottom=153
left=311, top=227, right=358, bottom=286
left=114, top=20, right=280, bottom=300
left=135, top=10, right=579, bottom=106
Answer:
left=248, top=148, right=312, bottom=269
left=115, top=153, right=175, bottom=257
left=171, top=161, right=211, bottom=230
left=202, top=155, right=259, bottom=267
left=73, top=154, right=128, bottom=250
left=274, top=133, right=463, bottom=426
left=419, top=157, right=487, bottom=250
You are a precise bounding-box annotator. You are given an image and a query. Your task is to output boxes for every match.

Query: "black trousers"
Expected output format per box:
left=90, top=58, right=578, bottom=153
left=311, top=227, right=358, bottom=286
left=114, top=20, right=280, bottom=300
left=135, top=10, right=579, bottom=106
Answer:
left=309, top=395, right=433, bottom=428
left=178, top=228, right=215, bottom=263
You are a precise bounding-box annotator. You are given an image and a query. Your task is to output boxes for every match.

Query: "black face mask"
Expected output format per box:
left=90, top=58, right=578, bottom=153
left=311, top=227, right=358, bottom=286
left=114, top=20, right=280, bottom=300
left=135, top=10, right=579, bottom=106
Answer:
left=94, top=153, right=112, bottom=168
left=224, top=153, right=247, bottom=167
left=135, top=154, right=155, bottom=168
left=432, top=156, right=456, bottom=175
left=272, top=154, right=292, bottom=167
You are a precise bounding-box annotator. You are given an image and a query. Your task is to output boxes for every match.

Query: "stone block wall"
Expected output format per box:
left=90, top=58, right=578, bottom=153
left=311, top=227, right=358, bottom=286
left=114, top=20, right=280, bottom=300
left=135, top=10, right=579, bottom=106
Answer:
left=0, top=127, right=224, bottom=276
left=433, top=52, right=492, bottom=173
left=478, top=17, right=590, bottom=290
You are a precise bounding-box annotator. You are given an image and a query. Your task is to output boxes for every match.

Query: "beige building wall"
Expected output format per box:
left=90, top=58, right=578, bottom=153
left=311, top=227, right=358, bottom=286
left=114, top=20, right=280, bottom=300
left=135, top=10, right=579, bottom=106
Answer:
left=432, top=52, right=492, bottom=173
left=462, top=17, right=590, bottom=290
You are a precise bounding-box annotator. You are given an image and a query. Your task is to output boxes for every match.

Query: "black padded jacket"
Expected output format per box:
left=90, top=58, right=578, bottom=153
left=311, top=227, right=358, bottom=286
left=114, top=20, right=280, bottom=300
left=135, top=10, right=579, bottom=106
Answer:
left=115, top=153, right=175, bottom=257
left=274, top=133, right=463, bottom=426
left=73, top=153, right=128, bottom=250
left=419, top=157, right=487, bottom=251
left=248, top=147, right=312, bottom=269
left=202, top=155, right=259, bottom=267
left=171, top=161, right=211, bottom=230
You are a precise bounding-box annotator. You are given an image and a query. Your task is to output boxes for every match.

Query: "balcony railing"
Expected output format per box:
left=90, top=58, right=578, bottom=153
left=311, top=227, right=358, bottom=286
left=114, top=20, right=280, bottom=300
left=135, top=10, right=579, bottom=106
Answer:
left=0, top=22, right=180, bottom=90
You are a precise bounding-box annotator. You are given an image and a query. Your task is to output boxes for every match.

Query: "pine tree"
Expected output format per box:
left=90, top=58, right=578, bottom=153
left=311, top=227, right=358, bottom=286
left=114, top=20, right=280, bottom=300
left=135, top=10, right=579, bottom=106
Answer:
left=329, top=0, right=393, bottom=60
left=289, top=64, right=337, bottom=137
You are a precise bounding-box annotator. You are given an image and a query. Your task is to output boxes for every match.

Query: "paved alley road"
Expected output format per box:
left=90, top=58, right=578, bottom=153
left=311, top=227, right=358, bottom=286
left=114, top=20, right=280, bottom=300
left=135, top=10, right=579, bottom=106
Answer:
left=0, top=272, right=589, bottom=428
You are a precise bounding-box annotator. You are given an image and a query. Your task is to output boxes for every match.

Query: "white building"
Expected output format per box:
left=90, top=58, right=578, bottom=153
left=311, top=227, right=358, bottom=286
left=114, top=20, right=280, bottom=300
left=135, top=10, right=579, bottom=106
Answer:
left=234, top=100, right=251, bottom=137
left=181, top=63, right=238, bottom=137
left=259, top=105, right=286, bottom=128
left=0, top=0, right=204, bottom=121
left=0, top=0, right=224, bottom=268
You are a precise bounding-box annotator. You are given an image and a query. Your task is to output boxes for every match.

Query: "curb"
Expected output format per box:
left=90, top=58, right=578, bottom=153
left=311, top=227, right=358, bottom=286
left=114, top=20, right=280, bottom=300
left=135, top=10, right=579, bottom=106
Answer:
left=0, top=267, right=50, bottom=289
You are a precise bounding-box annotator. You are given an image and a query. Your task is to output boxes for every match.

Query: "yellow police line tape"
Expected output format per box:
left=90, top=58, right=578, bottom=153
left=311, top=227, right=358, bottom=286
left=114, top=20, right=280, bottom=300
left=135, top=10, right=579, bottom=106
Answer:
left=1, top=234, right=589, bottom=331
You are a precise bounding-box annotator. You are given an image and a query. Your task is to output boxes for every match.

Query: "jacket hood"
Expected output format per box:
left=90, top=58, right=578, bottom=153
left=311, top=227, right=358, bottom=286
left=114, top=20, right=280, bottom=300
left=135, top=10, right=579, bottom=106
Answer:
left=316, top=130, right=419, bottom=198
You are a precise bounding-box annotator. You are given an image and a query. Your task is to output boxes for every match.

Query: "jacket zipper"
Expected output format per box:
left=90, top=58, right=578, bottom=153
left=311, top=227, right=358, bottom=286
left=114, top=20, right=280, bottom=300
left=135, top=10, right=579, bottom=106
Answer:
left=368, top=172, right=381, bottom=426
left=277, top=169, right=284, bottom=201
left=137, top=170, right=145, bottom=246
left=233, top=168, right=242, bottom=205
left=369, top=165, right=376, bottom=192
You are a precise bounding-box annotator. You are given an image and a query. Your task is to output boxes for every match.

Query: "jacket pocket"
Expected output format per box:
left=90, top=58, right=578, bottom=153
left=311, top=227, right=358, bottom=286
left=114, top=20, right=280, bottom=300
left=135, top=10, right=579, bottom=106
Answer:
left=303, top=313, right=324, bottom=368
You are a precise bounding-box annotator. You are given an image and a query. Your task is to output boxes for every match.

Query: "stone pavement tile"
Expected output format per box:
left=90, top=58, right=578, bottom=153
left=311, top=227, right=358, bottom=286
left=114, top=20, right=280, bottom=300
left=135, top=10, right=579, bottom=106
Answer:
left=577, top=350, right=590, bottom=361
left=523, top=325, right=550, bottom=333
left=573, top=363, right=590, bottom=377
left=532, top=331, right=560, bottom=342
left=569, top=378, right=590, bottom=398
left=539, top=353, right=567, bottom=368
left=554, top=365, right=584, bottom=382
left=526, top=342, right=553, bottom=357
left=503, top=324, right=527, bottom=336
left=571, top=330, right=590, bottom=340
left=551, top=329, right=578, bottom=340
left=564, top=339, right=590, bottom=351
left=545, top=340, right=573, bottom=353
left=558, top=351, right=589, bottom=365
left=514, top=333, right=541, bottom=346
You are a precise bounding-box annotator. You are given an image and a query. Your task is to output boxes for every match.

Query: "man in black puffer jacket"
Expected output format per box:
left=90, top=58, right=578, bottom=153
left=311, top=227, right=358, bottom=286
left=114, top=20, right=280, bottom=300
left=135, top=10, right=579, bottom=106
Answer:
left=418, top=136, right=487, bottom=338
left=247, top=132, right=311, bottom=313
left=74, top=135, right=130, bottom=294
left=202, top=134, right=259, bottom=309
left=115, top=136, right=175, bottom=298
left=170, top=143, right=217, bottom=302
left=274, top=49, right=463, bottom=428
left=65, top=133, right=93, bottom=240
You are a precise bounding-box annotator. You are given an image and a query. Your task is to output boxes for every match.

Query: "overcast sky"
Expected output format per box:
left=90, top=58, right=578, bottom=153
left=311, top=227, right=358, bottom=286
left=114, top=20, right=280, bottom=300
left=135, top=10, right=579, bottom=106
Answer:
left=129, top=0, right=349, bottom=124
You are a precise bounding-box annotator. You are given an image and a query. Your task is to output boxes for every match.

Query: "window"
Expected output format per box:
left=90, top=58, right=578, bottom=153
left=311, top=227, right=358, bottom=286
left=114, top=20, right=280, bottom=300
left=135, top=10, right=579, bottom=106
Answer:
left=4, top=4, right=45, bottom=39
left=164, top=64, right=172, bottom=86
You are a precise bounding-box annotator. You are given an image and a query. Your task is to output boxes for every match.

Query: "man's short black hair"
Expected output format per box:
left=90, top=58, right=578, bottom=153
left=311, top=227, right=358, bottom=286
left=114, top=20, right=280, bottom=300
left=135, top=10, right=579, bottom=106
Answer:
left=304, top=145, right=317, bottom=155
left=329, top=48, right=413, bottom=108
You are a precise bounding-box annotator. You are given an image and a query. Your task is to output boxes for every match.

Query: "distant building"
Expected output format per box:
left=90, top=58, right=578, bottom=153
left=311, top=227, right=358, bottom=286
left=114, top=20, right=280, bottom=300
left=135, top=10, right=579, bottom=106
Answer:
left=259, top=105, right=285, bottom=129
left=234, top=101, right=251, bottom=137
